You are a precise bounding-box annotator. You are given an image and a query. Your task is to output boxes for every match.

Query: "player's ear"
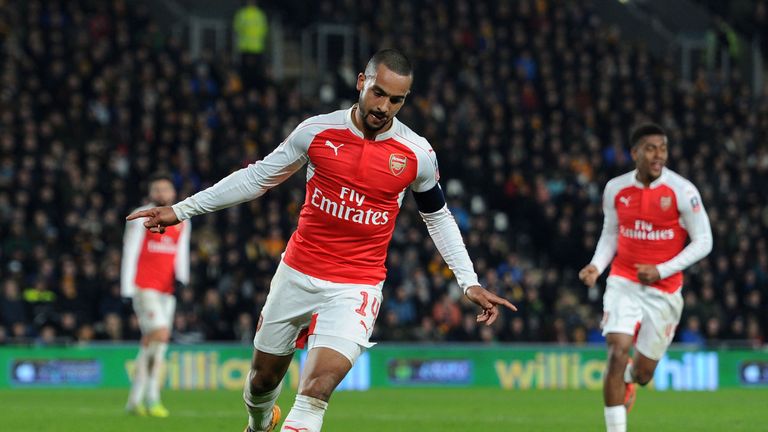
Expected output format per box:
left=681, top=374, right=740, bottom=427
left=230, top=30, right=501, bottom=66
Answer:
left=356, top=73, right=365, bottom=92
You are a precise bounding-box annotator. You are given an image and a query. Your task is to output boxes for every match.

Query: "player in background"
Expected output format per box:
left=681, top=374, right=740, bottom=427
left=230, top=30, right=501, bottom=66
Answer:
left=122, top=173, right=190, bottom=417
left=127, top=49, right=516, bottom=432
left=579, top=124, right=713, bottom=432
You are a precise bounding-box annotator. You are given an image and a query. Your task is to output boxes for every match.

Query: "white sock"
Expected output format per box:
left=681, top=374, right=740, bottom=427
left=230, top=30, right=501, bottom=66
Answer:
left=623, top=362, right=635, bottom=384
left=281, top=394, right=328, bottom=432
left=244, top=375, right=282, bottom=431
left=127, top=346, right=150, bottom=408
left=604, top=405, right=627, bottom=432
left=146, top=342, right=168, bottom=404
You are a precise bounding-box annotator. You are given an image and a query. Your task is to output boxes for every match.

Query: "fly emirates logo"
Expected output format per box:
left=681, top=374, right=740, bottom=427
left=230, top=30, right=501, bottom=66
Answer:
left=147, top=237, right=178, bottom=254
left=620, top=220, right=675, bottom=241
left=310, top=186, right=390, bottom=225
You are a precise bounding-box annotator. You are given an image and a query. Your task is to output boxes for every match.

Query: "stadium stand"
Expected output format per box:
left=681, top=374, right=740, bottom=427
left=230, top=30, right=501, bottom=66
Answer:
left=0, top=0, right=765, bottom=348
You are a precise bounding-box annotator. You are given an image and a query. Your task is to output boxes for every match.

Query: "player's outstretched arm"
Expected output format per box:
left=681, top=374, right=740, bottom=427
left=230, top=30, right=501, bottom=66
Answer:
left=465, top=285, right=517, bottom=326
left=126, top=206, right=180, bottom=234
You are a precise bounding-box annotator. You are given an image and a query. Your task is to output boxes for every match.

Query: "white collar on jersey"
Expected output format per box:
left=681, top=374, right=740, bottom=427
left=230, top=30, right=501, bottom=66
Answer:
left=345, top=105, right=400, bottom=141
left=632, top=167, right=669, bottom=189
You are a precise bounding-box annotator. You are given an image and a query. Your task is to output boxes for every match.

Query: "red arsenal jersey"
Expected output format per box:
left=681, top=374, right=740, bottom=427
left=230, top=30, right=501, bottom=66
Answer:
left=591, top=168, right=712, bottom=293
left=121, top=204, right=191, bottom=296
left=278, top=108, right=440, bottom=285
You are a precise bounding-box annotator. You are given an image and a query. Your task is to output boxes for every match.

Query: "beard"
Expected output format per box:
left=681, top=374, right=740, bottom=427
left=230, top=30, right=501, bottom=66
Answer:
left=358, top=103, right=389, bottom=132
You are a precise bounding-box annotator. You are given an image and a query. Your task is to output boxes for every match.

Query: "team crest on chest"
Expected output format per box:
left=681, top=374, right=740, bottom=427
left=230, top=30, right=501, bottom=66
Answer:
left=660, top=196, right=672, bottom=211
left=389, top=154, right=407, bottom=176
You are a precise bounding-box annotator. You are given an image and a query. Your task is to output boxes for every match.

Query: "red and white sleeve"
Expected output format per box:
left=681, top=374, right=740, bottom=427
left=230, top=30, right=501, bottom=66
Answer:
left=656, top=183, right=713, bottom=279
left=174, top=220, right=191, bottom=285
left=590, top=180, right=620, bottom=274
left=121, top=215, right=146, bottom=297
left=171, top=120, right=315, bottom=221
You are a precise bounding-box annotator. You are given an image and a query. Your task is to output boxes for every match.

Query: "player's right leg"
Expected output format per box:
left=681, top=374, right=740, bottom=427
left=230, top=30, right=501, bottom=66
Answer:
left=126, top=289, right=155, bottom=415
left=245, top=261, right=318, bottom=432
left=601, top=276, right=643, bottom=432
left=244, top=349, right=293, bottom=432
left=126, top=335, right=149, bottom=416
left=604, top=333, right=634, bottom=432
left=126, top=289, right=173, bottom=417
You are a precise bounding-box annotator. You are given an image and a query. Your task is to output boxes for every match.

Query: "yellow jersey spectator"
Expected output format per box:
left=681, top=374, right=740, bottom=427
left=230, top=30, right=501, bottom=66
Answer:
left=234, top=0, right=269, bottom=89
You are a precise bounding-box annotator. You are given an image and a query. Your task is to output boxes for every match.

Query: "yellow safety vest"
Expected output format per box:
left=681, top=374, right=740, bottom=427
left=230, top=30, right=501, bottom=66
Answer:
left=234, top=6, right=268, bottom=54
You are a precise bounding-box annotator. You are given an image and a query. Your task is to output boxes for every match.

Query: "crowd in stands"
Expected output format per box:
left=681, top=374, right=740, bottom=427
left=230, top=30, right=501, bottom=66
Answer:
left=695, top=0, right=768, bottom=50
left=0, top=0, right=765, bottom=348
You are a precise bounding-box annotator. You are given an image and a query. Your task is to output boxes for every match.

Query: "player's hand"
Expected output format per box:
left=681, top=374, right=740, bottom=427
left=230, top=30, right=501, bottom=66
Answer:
left=464, top=285, right=517, bottom=326
left=634, top=263, right=660, bottom=285
left=578, top=264, right=600, bottom=287
left=126, top=206, right=180, bottom=234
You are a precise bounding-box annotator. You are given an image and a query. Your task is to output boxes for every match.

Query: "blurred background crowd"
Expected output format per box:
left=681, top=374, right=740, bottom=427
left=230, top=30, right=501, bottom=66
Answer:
left=0, top=0, right=766, bottom=348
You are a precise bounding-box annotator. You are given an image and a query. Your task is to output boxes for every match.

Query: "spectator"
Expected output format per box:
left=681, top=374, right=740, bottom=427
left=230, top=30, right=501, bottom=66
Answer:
left=385, top=287, right=417, bottom=326
left=432, top=293, right=462, bottom=337
left=233, top=0, right=268, bottom=90
left=1, top=280, right=27, bottom=337
left=679, top=316, right=706, bottom=345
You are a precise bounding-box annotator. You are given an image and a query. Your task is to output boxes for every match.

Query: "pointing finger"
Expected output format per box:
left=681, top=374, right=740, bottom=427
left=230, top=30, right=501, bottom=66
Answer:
left=126, top=210, right=153, bottom=221
left=487, top=293, right=517, bottom=312
left=476, top=296, right=493, bottom=310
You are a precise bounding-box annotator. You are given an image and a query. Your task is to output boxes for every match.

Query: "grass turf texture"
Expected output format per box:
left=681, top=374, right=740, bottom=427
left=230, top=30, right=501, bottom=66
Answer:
left=1, top=388, right=766, bottom=431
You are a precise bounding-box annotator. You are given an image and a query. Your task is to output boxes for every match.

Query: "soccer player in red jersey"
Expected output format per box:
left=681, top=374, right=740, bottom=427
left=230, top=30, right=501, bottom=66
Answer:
left=128, top=49, right=516, bottom=432
left=122, top=173, right=190, bottom=417
left=579, top=124, right=713, bottom=432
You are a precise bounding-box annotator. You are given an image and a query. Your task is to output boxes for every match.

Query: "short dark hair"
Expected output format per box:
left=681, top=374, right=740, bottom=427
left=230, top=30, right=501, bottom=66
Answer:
left=630, top=123, right=666, bottom=147
left=364, top=49, right=413, bottom=77
left=148, top=172, right=173, bottom=186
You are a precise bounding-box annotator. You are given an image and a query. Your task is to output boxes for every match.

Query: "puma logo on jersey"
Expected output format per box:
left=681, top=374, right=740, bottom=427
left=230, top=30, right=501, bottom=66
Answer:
left=325, top=140, right=344, bottom=156
left=619, top=196, right=632, bottom=207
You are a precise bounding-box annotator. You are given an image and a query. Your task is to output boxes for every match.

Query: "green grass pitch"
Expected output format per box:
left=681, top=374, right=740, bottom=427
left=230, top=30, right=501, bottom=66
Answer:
left=1, top=387, right=766, bottom=431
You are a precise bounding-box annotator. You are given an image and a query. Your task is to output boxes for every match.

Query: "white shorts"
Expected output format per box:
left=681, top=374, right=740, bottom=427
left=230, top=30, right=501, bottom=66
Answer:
left=601, top=275, right=684, bottom=360
left=254, top=261, right=382, bottom=363
left=133, top=288, right=176, bottom=334
left=307, top=334, right=363, bottom=365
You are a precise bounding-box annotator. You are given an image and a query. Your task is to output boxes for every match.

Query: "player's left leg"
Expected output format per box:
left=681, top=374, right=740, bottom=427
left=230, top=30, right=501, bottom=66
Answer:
left=626, top=352, right=658, bottom=387
left=604, top=333, right=634, bottom=432
left=601, top=276, right=644, bottom=432
left=281, top=336, right=361, bottom=432
left=126, top=336, right=150, bottom=415
left=144, top=292, right=175, bottom=417
left=625, top=285, right=684, bottom=408
left=126, top=289, right=160, bottom=415
left=278, top=280, right=380, bottom=431
left=144, top=326, right=171, bottom=417
left=630, top=291, right=683, bottom=379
